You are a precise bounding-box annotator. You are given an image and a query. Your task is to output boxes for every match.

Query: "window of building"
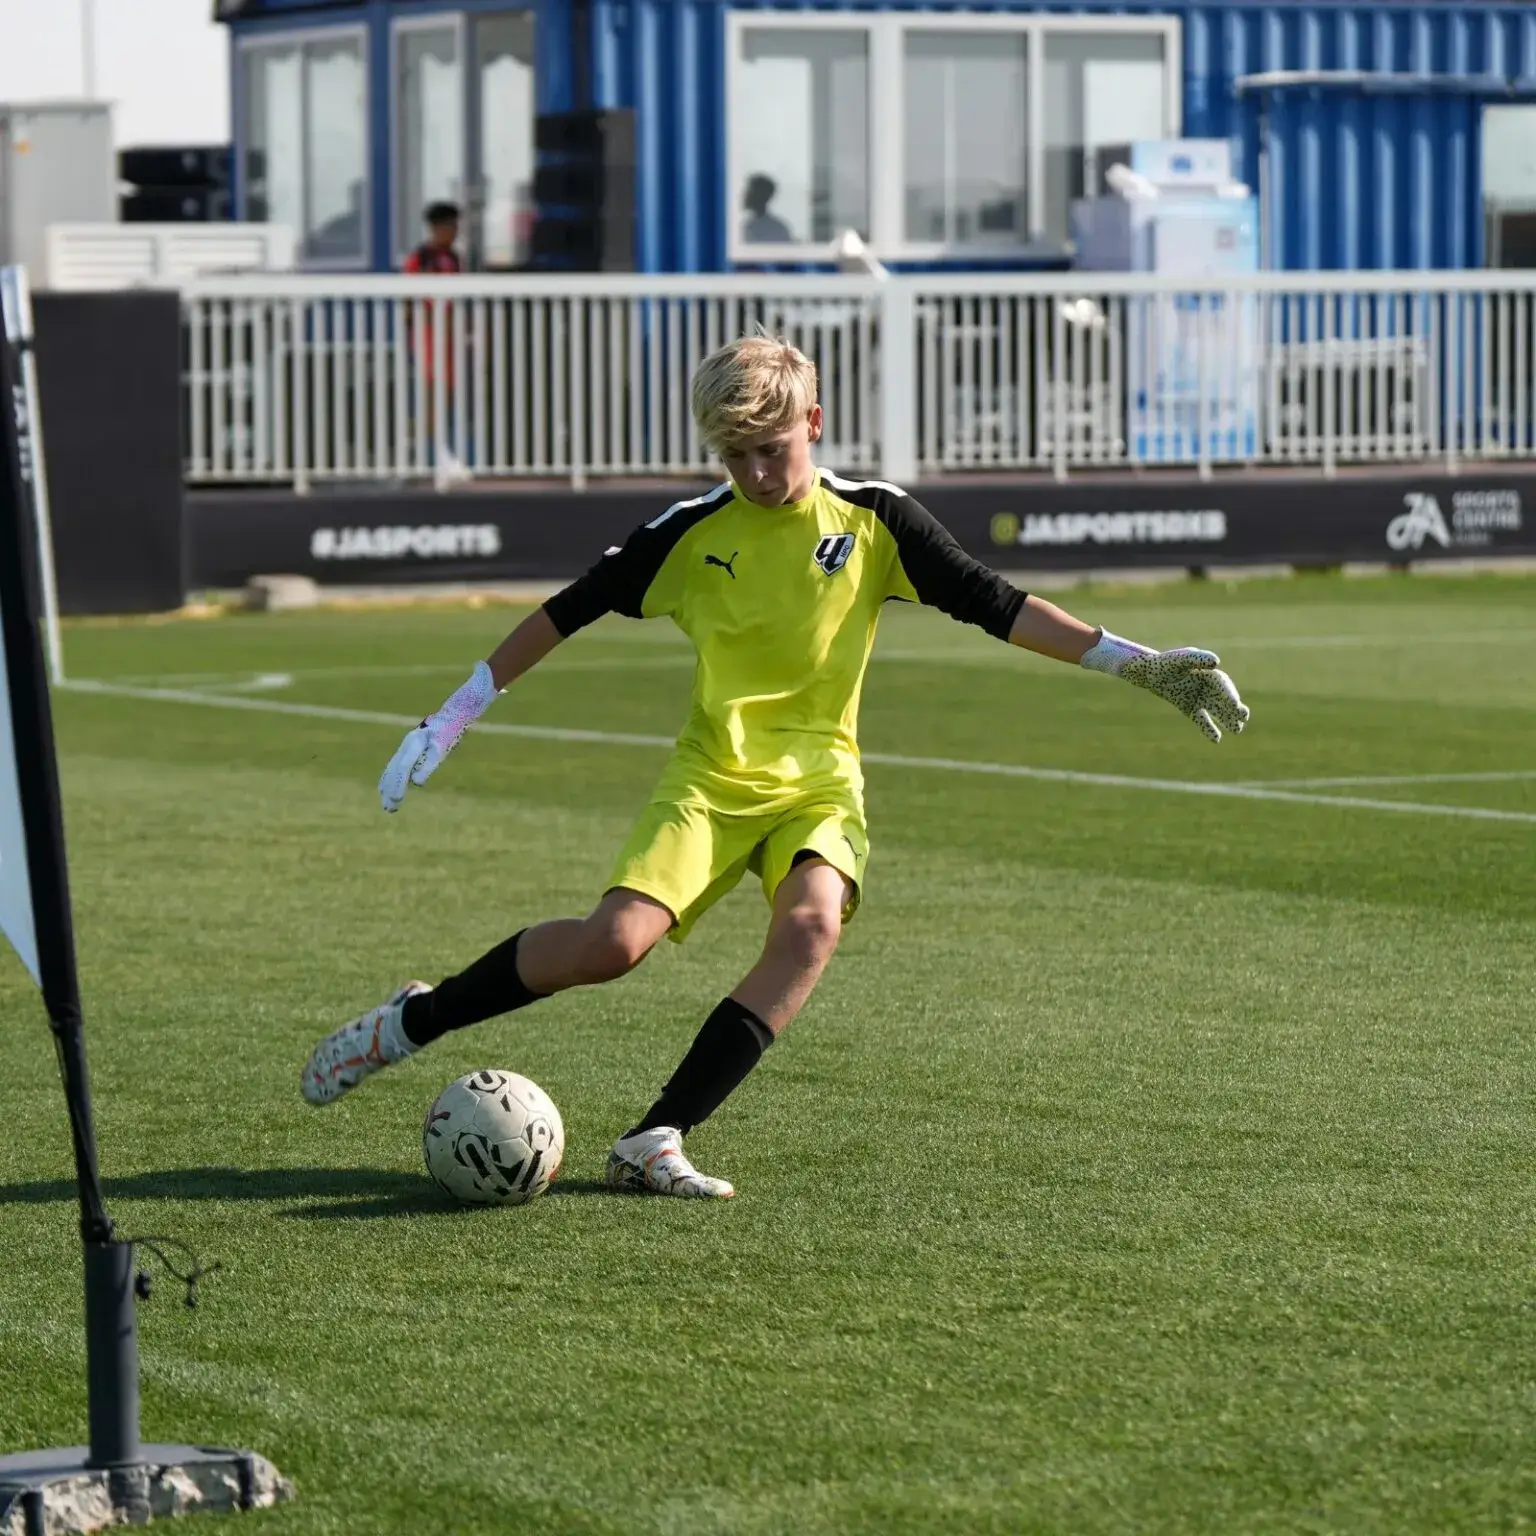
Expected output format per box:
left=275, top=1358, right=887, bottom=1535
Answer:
left=732, top=25, right=870, bottom=249
left=904, top=30, right=1029, bottom=248
left=1483, top=104, right=1536, bottom=268
left=392, top=11, right=538, bottom=269
left=727, top=12, right=1180, bottom=263
left=474, top=11, right=537, bottom=270
left=396, top=18, right=464, bottom=260
left=241, top=28, right=368, bottom=267
left=1044, top=30, right=1170, bottom=243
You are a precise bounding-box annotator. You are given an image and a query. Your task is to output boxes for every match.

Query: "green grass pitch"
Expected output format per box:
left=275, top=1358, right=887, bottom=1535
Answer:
left=1, top=571, right=1532, bottom=1534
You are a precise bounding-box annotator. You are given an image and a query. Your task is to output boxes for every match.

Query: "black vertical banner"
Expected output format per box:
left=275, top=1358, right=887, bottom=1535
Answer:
left=30, top=290, right=186, bottom=615
left=0, top=274, right=41, bottom=986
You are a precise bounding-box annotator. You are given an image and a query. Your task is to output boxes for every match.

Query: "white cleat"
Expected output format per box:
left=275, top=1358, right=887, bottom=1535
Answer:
left=605, top=1127, right=735, bottom=1199
left=301, top=982, right=430, bottom=1106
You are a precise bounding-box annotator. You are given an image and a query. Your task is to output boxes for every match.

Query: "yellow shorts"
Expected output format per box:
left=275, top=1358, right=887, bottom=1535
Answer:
left=607, top=778, right=868, bottom=944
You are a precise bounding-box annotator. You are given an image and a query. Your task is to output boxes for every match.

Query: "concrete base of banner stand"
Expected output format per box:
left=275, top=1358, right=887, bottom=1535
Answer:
left=243, top=574, right=321, bottom=611
left=0, top=1446, right=292, bottom=1534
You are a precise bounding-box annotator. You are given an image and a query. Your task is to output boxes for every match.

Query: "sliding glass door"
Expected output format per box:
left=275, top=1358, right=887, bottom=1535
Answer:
left=394, top=11, right=535, bottom=269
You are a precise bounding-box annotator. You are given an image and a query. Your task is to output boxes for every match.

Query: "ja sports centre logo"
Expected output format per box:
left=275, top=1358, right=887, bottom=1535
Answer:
left=990, top=509, right=1228, bottom=549
left=1387, top=490, right=1524, bottom=553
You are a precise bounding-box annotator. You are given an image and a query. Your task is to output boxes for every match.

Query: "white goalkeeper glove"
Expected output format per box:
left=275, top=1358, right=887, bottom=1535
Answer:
left=379, top=661, right=500, bottom=812
left=1080, top=629, right=1250, bottom=743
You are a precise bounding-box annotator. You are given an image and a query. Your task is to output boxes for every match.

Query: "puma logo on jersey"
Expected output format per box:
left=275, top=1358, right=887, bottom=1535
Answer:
left=813, top=533, right=855, bottom=576
left=704, top=552, right=739, bottom=579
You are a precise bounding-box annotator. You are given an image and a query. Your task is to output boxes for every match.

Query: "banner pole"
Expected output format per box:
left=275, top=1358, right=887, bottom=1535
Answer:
left=0, top=270, right=63, bottom=685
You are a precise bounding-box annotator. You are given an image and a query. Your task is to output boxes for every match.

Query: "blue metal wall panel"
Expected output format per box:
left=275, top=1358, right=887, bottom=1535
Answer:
left=225, top=0, right=1536, bottom=273
left=578, top=0, right=1536, bottom=273
left=1181, top=2, right=1536, bottom=270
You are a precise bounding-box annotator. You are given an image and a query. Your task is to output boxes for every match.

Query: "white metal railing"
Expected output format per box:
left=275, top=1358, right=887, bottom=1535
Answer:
left=180, top=270, right=1536, bottom=488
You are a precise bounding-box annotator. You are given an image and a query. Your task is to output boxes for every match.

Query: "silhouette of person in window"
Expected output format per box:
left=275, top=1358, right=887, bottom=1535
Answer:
left=742, top=174, right=794, bottom=244
left=309, top=179, right=366, bottom=261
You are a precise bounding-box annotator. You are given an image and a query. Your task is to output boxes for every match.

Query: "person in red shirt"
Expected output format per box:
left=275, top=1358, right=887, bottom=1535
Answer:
left=404, top=201, right=463, bottom=275
left=403, top=202, right=466, bottom=484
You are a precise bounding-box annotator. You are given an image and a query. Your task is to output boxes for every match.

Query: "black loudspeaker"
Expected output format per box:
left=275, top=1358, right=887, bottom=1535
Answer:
left=532, top=161, right=636, bottom=214
left=121, top=187, right=232, bottom=223
left=119, top=145, right=233, bottom=189
left=118, top=142, right=235, bottom=222
left=534, top=109, right=636, bottom=165
left=531, top=109, right=637, bottom=271
left=530, top=213, right=635, bottom=271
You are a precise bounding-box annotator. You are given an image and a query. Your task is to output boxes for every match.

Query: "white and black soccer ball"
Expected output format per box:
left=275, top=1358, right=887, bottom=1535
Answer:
left=422, top=1069, right=565, bottom=1206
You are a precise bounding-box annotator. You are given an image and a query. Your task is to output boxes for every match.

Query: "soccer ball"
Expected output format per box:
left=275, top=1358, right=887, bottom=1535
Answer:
left=422, top=1069, right=565, bottom=1206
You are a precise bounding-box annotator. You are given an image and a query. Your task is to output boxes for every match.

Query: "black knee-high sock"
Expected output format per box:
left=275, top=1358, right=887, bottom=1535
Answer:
left=627, top=998, right=774, bottom=1138
left=400, top=929, right=546, bottom=1048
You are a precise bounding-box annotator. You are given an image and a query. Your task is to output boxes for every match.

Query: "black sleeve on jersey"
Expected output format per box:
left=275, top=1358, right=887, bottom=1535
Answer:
left=876, top=490, right=1027, bottom=641
left=541, top=531, right=656, bottom=636
left=542, top=484, right=734, bottom=637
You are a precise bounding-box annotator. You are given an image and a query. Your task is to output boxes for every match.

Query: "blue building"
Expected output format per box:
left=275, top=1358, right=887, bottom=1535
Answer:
left=214, top=0, right=1536, bottom=275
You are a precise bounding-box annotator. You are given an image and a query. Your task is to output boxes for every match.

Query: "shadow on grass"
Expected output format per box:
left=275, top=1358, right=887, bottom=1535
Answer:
left=0, top=1167, right=617, bottom=1221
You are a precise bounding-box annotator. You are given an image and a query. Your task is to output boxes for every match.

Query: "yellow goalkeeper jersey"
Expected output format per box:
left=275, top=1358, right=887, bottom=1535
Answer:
left=542, top=468, right=1026, bottom=809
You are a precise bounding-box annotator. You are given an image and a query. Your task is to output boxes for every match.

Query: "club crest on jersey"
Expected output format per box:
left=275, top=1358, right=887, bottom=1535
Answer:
left=813, top=532, right=855, bottom=576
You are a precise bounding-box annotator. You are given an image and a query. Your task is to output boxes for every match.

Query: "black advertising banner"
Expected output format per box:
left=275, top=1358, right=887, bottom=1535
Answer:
left=922, top=473, right=1535, bottom=570
left=185, top=485, right=714, bottom=589
left=30, top=292, right=186, bottom=616
left=186, top=468, right=1536, bottom=595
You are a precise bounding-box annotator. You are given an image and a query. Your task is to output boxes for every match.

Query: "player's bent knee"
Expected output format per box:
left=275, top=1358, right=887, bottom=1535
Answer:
left=779, top=903, right=843, bottom=967
left=579, top=929, right=654, bottom=983
left=574, top=890, right=672, bottom=983
left=579, top=910, right=669, bottom=982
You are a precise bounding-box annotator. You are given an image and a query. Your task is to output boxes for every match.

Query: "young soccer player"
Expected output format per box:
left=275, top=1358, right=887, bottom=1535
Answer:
left=300, top=335, right=1250, bottom=1199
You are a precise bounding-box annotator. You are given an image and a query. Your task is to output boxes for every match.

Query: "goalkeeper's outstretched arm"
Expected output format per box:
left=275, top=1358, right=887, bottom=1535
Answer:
left=1005, top=593, right=1250, bottom=744
left=377, top=606, right=568, bottom=812
left=1005, top=592, right=1100, bottom=663
left=487, top=605, right=565, bottom=689
left=379, top=500, right=682, bottom=811
left=873, top=486, right=1250, bottom=745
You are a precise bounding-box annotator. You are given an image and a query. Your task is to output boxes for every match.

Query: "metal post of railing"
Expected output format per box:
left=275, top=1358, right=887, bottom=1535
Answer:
left=1446, top=290, right=1461, bottom=476
left=1464, top=288, right=1478, bottom=469
left=1197, top=292, right=1212, bottom=482
left=291, top=298, right=309, bottom=495
left=1322, top=295, right=1338, bottom=479
left=570, top=297, right=587, bottom=492
left=187, top=297, right=207, bottom=480
left=1052, top=295, right=1068, bottom=483
left=431, top=296, right=448, bottom=489
left=877, top=281, right=916, bottom=485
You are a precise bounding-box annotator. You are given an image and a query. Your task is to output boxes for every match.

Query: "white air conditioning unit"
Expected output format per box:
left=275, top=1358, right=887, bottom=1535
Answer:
left=43, top=223, right=297, bottom=290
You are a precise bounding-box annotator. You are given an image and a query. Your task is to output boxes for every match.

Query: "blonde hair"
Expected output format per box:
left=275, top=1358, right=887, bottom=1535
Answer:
left=690, top=332, right=818, bottom=453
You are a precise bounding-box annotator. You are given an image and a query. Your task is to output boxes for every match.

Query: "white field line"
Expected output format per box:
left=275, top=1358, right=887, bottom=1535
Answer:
left=62, top=678, right=678, bottom=750
left=60, top=678, right=1536, bottom=827
left=89, top=626, right=1536, bottom=690
left=1182, top=629, right=1536, bottom=649
left=1247, top=769, right=1536, bottom=789
left=102, top=656, right=698, bottom=688
left=881, top=629, right=1536, bottom=662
